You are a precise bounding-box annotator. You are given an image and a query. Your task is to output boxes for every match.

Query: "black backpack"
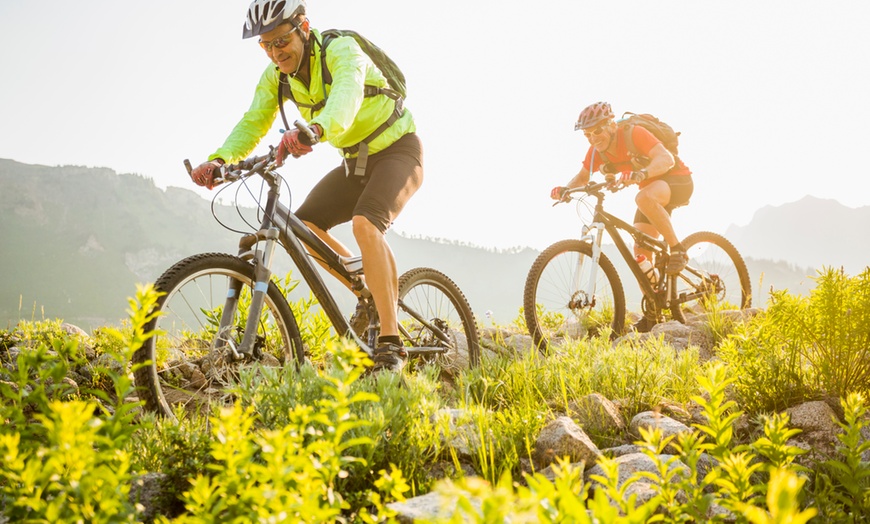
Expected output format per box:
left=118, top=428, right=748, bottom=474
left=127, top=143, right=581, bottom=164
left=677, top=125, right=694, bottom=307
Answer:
left=618, top=112, right=681, bottom=158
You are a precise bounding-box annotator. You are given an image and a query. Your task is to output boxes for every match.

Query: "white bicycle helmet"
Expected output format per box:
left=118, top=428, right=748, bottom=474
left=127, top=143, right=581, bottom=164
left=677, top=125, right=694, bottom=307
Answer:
left=242, top=0, right=306, bottom=39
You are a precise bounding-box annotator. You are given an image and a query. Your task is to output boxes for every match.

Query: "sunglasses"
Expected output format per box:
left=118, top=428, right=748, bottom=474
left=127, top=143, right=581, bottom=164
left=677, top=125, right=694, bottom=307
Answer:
left=258, top=27, right=298, bottom=52
left=583, top=123, right=610, bottom=138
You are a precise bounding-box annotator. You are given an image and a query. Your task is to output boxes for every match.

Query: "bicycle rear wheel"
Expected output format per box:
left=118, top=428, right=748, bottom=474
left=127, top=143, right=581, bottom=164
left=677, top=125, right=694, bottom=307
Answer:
left=133, top=253, right=304, bottom=420
left=669, top=232, right=751, bottom=323
left=524, top=239, right=626, bottom=352
left=397, top=267, right=480, bottom=372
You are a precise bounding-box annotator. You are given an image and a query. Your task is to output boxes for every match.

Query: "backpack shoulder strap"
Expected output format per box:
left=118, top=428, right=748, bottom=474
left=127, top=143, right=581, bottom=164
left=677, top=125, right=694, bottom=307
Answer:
left=319, top=30, right=337, bottom=86
left=277, top=72, right=291, bottom=131
left=621, top=123, right=640, bottom=157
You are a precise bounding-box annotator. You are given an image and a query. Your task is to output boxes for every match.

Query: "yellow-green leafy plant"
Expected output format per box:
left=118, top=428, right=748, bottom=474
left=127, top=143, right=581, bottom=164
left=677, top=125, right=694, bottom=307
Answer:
left=718, top=312, right=810, bottom=413
left=0, top=284, right=160, bottom=522
left=811, top=392, right=870, bottom=521
left=767, top=267, right=870, bottom=399
left=732, top=468, right=817, bottom=524
left=170, top=342, right=409, bottom=523
left=723, top=267, right=870, bottom=413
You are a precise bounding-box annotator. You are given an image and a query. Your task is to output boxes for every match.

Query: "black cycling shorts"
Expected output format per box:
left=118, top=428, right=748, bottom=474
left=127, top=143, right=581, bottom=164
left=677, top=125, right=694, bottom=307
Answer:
left=634, top=174, right=694, bottom=225
left=295, top=133, right=423, bottom=234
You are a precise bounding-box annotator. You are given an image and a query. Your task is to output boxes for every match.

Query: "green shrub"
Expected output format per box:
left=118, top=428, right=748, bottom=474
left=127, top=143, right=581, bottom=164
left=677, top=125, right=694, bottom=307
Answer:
left=170, top=342, right=408, bottom=523
left=0, top=399, right=139, bottom=522
left=128, top=411, right=215, bottom=518
left=811, top=392, right=870, bottom=521
left=718, top=310, right=813, bottom=413
left=229, top=342, right=447, bottom=500
left=721, top=267, right=870, bottom=412
left=0, top=285, right=159, bottom=522
left=769, top=267, right=870, bottom=398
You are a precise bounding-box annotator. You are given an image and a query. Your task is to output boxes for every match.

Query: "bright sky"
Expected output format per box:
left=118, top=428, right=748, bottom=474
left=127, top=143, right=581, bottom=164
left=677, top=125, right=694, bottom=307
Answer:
left=2, top=1, right=868, bottom=251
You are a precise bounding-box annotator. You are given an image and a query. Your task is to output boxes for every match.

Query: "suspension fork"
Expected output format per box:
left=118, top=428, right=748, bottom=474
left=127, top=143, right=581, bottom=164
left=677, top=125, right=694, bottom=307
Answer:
left=220, top=179, right=283, bottom=359
left=214, top=227, right=281, bottom=359
left=578, top=221, right=606, bottom=305
left=238, top=228, right=280, bottom=357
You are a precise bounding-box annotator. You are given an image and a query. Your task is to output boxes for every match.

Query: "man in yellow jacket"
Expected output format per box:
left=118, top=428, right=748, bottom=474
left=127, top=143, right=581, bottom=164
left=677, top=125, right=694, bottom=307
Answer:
left=190, top=0, right=422, bottom=374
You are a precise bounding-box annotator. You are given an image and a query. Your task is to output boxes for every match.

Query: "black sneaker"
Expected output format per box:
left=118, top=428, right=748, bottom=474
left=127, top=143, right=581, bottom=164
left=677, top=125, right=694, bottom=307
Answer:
left=632, top=315, right=657, bottom=333
left=665, top=250, right=689, bottom=275
left=349, top=301, right=368, bottom=338
left=369, top=343, right=407, bottom=374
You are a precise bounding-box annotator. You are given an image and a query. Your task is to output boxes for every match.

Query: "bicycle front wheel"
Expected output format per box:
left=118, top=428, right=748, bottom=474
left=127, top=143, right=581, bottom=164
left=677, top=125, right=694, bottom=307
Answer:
left=133, top=253, right=304, bottom=420
left=397, top=267, right=480, bottom=372
left=669, top=231, right=751, bottom=323
left=524, top=239, right=626, bottom=352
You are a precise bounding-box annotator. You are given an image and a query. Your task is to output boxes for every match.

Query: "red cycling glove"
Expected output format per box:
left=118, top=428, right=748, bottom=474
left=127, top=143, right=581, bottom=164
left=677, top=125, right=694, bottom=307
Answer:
left=550, top=186, right=567, bottom=200
left=619, top=169, right=648, bottom=185
left=276, top=125, right=322, bottom=166
left=190, top=159, right=224, bottom=190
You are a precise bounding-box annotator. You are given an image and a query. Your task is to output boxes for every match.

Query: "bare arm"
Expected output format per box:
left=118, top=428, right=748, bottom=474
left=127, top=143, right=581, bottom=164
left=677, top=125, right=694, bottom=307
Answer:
left=565, top=166, right=591, bottom=189
left=643, top=143, right=675, bottom=178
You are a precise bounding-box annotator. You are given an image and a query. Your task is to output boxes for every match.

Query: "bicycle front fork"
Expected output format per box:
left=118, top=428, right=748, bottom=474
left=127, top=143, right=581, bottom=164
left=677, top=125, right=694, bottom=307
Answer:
left=217, top=228, right=280, bottom=359
left=577, top=222, right=606, bottom=307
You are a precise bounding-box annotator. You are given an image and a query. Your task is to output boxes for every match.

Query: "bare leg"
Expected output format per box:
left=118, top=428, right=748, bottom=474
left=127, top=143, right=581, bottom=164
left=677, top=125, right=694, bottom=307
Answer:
left=634, top=222, right=661, bottom=261
left=352, top=215, right=398, bottom=337
left=635, top=180, right=679, bottom=248
left=303, top=221, right=357, bottom=292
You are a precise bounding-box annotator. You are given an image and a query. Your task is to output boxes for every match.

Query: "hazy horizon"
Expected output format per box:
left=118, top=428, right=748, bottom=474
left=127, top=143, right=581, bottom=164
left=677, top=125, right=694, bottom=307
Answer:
left=2, top=1, right=869, bottom=251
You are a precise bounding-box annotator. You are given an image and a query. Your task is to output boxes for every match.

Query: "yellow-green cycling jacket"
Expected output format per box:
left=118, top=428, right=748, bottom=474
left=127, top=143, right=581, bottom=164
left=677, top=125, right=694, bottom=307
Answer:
left=209, top=28, right=414, bottom=164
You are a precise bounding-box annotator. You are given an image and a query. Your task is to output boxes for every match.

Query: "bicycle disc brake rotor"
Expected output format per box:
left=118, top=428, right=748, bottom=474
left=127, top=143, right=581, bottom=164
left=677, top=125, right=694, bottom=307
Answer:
left=420, top=318, right=450, bottom=347
left=567, top=290, right=595, bottom=311
left=706, top=274, right=726, bottom=299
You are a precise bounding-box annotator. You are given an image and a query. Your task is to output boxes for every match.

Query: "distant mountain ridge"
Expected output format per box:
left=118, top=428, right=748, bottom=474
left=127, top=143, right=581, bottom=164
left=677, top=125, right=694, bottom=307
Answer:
left=0, top=159, right=539, bottom=329
left=0, top=158, right=853, bottom=331
left=726, top=196, right=870, bottom=276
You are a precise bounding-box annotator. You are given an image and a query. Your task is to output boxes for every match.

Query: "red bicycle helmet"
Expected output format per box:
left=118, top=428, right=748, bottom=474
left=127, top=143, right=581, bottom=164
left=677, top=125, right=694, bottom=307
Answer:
left=575, top=101, right=614, bottom=130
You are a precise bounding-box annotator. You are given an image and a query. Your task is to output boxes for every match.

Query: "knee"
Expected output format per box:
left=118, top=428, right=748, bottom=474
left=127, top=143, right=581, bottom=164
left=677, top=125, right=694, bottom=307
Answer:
left=352, top=215, right=380, bottom=240
left=635, top=190, right=657, bottom=209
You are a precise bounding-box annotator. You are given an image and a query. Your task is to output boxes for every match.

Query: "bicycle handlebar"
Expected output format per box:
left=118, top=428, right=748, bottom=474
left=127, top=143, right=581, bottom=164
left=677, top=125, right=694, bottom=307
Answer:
left=554, top=179, right=622, bottom=206
left=183, top=120, right=317, bottom=186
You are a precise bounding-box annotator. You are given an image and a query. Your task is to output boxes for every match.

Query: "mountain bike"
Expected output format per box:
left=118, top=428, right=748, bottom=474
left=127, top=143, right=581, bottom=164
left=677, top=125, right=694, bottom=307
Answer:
left=132, top=128, right=480, bottom=420
left=523, top=180, right=751, bottom=351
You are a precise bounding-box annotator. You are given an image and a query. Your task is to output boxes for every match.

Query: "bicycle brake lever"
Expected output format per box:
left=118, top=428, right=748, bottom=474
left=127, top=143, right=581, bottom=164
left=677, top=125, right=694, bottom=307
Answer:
left=294, top=120, right=319, bottom=144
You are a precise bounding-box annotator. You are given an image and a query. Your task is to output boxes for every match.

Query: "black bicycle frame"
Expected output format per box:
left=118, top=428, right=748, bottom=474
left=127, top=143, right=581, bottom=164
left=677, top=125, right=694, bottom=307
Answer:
left=584, top=189, right=670, bottom=302
left=225, top=168, right=455, bottom=358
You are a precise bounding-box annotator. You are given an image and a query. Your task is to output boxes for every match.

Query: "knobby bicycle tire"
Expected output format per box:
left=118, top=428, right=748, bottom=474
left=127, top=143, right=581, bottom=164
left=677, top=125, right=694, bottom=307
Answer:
left=669, top=232, right=751, bottom=324
left=523, top=239, right=626, bottom=352
left=397, top=267, right=481, bottom=371
left=133, top=253, right=304, bottom=420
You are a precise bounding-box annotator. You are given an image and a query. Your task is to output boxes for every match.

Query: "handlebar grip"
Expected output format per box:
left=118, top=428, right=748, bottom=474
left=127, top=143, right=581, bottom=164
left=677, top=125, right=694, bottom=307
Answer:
left=294, top=120, right=318, bottom=145
left=183, top=159, right=193, bottom=175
